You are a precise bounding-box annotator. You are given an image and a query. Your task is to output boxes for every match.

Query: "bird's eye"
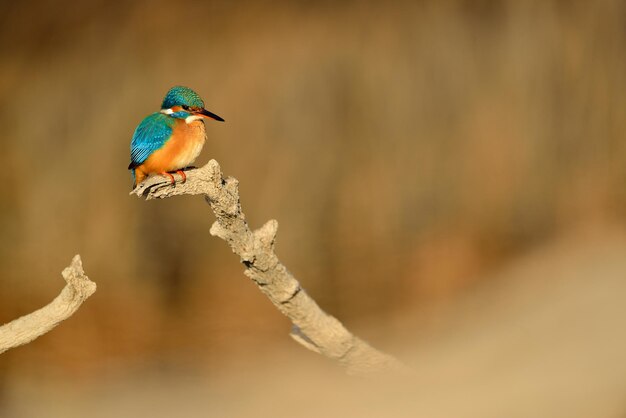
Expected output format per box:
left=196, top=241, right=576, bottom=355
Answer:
left=182, top=105, right=189, bottom=110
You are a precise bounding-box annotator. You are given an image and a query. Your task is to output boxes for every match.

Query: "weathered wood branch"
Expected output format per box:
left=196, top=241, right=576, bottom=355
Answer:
left=131, top=160, right=406, bottom=375
left=0, top=255, right=96, bottom=354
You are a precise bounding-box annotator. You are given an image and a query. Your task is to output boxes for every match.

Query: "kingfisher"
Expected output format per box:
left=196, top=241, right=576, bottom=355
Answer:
left=129, top=86, right=224, bottom=188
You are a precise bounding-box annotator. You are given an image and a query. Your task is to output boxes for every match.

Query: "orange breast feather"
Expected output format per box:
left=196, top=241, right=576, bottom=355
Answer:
left=139, top=120, right=206, bottom=174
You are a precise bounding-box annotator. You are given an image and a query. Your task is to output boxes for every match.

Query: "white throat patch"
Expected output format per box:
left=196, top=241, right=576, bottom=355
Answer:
left=185, top=115, right=203, bottom=124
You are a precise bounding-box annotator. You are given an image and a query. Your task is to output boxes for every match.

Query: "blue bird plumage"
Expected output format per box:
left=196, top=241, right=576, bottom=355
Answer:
left=129, top=86, right=224, bottom=187
left=128, top=113, right=175, bottom=169
left=161, top=86, right=205, bottom=109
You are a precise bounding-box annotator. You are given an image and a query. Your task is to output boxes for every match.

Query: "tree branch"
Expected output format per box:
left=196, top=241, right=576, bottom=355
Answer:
left=131, top=160, right=406, bottom=375
left=0, top=255, right=96, bottom=354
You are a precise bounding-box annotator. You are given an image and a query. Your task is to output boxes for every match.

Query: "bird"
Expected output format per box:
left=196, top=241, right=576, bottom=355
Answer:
left=128, top=86, right=224, bottom=188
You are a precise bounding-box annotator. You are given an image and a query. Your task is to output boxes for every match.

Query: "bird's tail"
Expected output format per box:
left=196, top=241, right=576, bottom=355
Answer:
left=130, top=168, right=147, bottom=190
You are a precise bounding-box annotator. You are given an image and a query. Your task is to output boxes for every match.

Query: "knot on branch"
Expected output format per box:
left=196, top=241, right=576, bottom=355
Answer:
left=209, top=221, right=229, bottom=240
left=238, top=220, right=280, bottom=278
left=62, top=255, right=97, bottom=300
left=254, top=219, right=278, bottom=251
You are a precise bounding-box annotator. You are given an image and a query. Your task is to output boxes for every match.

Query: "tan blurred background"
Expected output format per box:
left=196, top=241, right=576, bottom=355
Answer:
left=1, top=0, right=625, bottom=416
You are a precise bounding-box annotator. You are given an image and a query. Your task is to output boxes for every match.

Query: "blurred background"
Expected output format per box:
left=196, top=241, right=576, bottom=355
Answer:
left=1, top=0, right=625, bottom=416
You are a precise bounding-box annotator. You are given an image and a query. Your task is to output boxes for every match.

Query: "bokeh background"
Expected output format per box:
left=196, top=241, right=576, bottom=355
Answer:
left=1, top=0, right=625, bottom=416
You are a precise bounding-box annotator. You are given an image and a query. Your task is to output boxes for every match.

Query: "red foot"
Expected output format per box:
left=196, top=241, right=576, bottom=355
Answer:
left=160, top=172, right=176, bottom=185
left=176, top=170, right=187, bottom=184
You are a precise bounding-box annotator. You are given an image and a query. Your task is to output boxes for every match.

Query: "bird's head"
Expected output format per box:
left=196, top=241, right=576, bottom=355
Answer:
left=160, top=86, right=224, bottom=123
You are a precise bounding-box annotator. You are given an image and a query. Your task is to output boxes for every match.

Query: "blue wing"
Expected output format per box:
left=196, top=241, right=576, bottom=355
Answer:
left=128, top=113, right=175, bottom=169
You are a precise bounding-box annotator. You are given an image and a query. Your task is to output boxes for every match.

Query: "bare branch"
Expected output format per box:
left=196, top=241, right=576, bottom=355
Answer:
left=131, top=161, right=406, bottom=375
left=0, top=255, right=96, bottom=354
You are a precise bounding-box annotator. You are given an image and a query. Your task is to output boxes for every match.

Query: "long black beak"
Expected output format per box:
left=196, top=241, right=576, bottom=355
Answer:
left=198, top=108, right=225, bottom=122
